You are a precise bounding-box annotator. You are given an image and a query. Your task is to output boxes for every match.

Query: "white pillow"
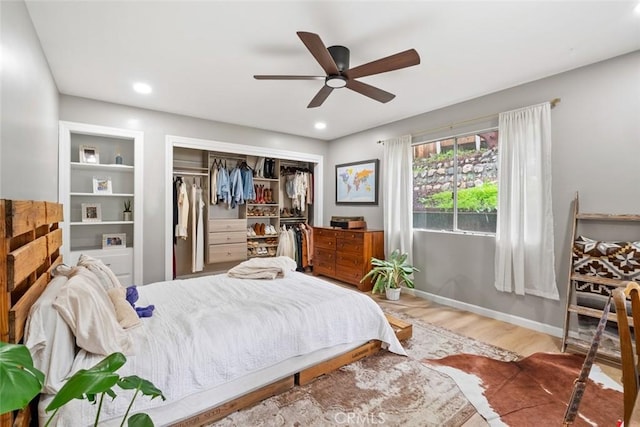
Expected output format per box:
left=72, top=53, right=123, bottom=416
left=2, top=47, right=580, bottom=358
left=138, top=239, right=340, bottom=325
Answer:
left=107, top=287, right=141, bottom=329
left=53, top=268, right=133, bottom=356
left=76, top=253, right=123, bottom=291
left=24, top=275, right=76, bottom=394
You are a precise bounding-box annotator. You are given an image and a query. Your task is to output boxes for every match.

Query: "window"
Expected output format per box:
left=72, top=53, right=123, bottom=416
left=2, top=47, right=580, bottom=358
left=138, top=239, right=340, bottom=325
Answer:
left=413, top=129, right=499, bottom=234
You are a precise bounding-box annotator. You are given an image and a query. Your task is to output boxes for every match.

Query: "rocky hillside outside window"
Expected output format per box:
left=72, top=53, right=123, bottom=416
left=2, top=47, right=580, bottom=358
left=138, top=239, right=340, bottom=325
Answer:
left=413, top=129, right=499, bottom=234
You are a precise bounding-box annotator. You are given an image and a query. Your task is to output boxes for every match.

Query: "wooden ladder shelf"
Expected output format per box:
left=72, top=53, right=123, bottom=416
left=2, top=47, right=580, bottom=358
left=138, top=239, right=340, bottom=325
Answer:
left=561, top=192, right=640, bottom=364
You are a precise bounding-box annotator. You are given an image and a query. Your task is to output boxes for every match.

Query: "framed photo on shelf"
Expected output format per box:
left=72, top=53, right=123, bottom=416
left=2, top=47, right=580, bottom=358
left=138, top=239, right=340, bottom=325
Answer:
left=79, top=145, right=100, bottom=164
left=102, top=233, right=126, bottom=249
left=335, top=159, right=379, bottom=205
left=81, top=203, right=102, bottom=222
left=92, top=176, right=112, bottom=194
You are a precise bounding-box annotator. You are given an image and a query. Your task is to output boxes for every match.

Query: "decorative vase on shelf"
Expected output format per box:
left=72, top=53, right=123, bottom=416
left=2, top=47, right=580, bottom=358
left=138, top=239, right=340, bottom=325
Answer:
left=122, top=199, right=132, bottom=221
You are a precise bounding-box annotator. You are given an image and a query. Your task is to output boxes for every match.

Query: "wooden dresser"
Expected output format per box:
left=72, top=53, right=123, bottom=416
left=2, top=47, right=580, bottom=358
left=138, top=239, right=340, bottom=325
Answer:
left=312, top=227, right=384, bottom=291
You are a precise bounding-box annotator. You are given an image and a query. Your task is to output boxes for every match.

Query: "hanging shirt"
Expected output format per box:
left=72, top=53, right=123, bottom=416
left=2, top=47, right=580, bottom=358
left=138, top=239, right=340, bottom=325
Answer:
left=241, top=167, right=255, bottom=201
left=228, top=167, right=244, bottom=209
left=209, top=162, right=218, bottom=205
left=216, top=167, right=230, bottom=204
left=175, top=181, right=189, bottom=239
left=194, top=187, right=205, bottom=272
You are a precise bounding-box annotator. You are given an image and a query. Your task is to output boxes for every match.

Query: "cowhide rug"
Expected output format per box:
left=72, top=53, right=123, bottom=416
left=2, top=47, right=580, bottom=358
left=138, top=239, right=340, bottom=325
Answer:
left=424, top=352, right=623, bottom=426
left=211, top=312, right=519, bottom=426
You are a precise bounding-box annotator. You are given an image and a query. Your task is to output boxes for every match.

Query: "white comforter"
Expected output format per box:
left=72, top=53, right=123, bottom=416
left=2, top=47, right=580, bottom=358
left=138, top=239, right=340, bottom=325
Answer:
left=44, top=272, right=404, bottom=425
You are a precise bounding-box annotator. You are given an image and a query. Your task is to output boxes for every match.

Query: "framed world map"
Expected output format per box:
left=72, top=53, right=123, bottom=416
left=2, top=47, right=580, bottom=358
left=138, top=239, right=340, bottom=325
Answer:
left=335, top=159, right=379, bottom=205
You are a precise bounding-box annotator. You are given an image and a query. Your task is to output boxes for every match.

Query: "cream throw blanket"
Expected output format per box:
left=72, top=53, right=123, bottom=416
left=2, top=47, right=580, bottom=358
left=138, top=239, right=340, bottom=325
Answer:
left=227, top=256, right=297, bottom=279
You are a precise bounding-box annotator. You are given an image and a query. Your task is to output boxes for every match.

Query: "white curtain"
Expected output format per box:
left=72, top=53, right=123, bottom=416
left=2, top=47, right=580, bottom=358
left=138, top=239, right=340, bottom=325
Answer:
left=383, top=135, right=413, bottom=264
left=494, top=102, right=559, bottom=300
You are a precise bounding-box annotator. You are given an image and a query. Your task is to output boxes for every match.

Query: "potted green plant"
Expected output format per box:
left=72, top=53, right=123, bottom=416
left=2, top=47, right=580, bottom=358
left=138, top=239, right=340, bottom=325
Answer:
left=123, top=199, right=133, bottom=221
left=360, top=249, right=419, bottom=301
left=1, top=342, right=164, bottom=427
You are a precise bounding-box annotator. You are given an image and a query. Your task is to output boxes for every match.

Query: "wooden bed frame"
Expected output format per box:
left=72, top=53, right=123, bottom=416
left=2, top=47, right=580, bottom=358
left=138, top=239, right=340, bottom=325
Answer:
left=0, top=199, right=411, bottom=427
left=1, top=200, right=63, bottom=427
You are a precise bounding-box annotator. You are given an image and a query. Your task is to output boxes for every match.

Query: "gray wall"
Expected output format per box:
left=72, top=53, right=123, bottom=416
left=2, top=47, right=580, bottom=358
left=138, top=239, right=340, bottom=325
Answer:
left=326, top=51, right=640, bottom=330
left=0, top=0, right=59, bottom=201
left=59, top=96, right=327, bottom=284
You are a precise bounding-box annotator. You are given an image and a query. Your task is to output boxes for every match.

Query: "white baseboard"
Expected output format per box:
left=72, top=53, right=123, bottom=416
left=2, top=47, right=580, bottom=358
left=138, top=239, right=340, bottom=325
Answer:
left=404, top=288, right=563, bottom=338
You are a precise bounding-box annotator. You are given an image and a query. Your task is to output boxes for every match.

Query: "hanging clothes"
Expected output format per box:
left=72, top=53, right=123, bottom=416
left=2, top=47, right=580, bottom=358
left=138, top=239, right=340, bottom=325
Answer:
left=228, top=166, right=244, bottom=209
left=190, top=182, right=198, bottom=271
left=175, top=179, right=189, bottom=240
left=194, top=186, right=205, bottom=272
left=216, top=165, right=230, bottom=205
left=209, top=160, right=218, bottom=205
left=240, top=162, right=255, bottom=201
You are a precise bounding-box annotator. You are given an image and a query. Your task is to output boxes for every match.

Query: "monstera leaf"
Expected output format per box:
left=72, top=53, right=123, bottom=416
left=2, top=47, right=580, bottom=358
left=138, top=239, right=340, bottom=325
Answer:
left=0, top=342, right=45, bottom=414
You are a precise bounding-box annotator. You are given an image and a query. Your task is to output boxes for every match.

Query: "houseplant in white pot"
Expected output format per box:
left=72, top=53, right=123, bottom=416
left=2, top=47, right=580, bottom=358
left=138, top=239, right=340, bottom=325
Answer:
left=361, top=249, right=418, bottom=300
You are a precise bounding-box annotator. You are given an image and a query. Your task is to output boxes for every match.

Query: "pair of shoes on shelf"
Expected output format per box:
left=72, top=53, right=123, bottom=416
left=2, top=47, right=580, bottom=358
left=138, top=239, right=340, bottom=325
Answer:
left=253, top=223, right=266, bottom=236
left=256, top=247, right=269, bottom=256
left=247, top=227, right=257, bottom=237
left=264, top=224, right=278, bottom=235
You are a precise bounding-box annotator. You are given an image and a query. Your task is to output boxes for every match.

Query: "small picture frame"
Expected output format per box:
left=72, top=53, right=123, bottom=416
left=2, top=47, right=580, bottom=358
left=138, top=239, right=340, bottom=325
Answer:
left=81, top=203, right=102, bottom=222
left=79, top=145, right=100, bottom=164
left=102, top=233, right=126, bottom=249
left=92, top=176, right=112, bottom=194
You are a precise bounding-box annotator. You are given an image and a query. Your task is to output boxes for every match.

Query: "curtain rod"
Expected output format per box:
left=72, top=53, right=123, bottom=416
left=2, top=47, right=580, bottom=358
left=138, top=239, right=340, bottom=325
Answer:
left=377, top=98, right=561, bottom=144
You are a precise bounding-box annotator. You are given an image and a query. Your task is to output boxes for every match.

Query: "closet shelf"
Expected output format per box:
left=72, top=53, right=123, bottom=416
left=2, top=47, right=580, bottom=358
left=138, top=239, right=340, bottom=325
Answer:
left=246, top=203, right=279, bottom=207
left=71, top=221, right=134, bottom=226
left=71, top=192, right=134, bottom=197
left=71, top=162, right=134, bottom=171
left=253, top=177, right=278, bottom=182
left=247, top=215, right=279, bottom=218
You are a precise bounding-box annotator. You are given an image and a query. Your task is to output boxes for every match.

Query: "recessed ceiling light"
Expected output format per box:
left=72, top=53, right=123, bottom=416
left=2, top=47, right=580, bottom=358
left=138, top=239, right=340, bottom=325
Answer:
left=315, top=122, right=327, bottom=130
left=133, top=82, right=152, bottom=94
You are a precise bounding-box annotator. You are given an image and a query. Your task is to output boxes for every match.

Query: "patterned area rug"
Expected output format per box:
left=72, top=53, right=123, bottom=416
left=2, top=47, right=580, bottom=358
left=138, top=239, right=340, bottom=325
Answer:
left=211, top=312, right=519, bottom=427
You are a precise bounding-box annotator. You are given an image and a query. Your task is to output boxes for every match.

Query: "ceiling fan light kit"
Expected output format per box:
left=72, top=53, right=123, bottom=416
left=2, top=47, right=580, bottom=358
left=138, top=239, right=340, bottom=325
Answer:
left=254, top=31, right=420, bottom=108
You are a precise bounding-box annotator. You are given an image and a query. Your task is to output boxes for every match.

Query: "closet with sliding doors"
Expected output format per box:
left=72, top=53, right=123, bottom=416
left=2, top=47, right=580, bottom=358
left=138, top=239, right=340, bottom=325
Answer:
left=171, top=142, right=318, bottom=279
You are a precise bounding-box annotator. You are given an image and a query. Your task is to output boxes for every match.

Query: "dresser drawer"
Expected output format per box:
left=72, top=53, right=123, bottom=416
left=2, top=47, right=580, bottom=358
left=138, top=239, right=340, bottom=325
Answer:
left=335, top=252, right=364, bottom=268
left=335, top=265, right=365, bottom=285
left=208, top=243, right=247, bottom=263
left=314, top=260, right=336, bottom=277
left=315, top=235, right=336, bottom=250
left=336, top=231, right=364, bottom=242
left=315, top=247, right=336, bottom=262
left=208, top=219, right=247, bottom=233
left=314, top=228, right=339, bottom=238
left=335, top=239, right=364, bottom=254
left=209, top=231, right=246, bottom=245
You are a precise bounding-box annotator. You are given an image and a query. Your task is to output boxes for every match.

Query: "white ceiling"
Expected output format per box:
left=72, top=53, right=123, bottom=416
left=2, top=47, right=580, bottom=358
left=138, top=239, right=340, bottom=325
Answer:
left=25, top=1, right=640, bottom=141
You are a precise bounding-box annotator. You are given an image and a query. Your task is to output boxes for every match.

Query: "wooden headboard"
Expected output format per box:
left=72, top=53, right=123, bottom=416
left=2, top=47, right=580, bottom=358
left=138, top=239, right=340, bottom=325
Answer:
left=0, top=199, right=63, bottom=427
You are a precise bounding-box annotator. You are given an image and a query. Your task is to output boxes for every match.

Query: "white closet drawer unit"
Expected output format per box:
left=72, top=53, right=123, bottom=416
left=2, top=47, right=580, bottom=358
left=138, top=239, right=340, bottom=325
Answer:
left=69, top=247, right=134, bottom=286
left=208, top=243, right=247, bottom=262
left=208, top=231, right=246, bottom=245
left=209, top=219, right=247, bottom=232
left=207, top=219, right=247, bottom=264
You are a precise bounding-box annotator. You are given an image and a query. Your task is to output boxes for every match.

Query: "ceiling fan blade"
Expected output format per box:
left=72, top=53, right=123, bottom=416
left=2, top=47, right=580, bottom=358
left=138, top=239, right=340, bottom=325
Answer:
left=307, top=85, right=333, bottom=108
left=254, top=75, right=325, bottom=80
left=346, top=49, right=420, bottom=79
left=345, top=79, right=395, bottom=103
left=297, top=31, right=340, bottom=76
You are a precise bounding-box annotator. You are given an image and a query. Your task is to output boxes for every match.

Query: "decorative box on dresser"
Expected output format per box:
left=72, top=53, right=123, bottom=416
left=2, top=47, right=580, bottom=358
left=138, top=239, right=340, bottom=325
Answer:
left=312, top=227, right=384, bottom=292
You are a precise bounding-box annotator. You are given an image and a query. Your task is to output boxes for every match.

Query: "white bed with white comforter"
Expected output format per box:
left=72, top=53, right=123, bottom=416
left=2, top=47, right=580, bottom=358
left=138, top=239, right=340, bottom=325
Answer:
left=32, top=267, right=404, bottom=426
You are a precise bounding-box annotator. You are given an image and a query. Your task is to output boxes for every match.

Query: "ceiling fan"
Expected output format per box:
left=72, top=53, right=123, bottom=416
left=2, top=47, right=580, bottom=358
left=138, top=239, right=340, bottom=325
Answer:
left=254, top=32, right=421, bottom=108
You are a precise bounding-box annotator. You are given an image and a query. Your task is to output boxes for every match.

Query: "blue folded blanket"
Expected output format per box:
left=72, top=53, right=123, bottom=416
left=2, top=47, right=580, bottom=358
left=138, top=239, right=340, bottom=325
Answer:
left=126, top=286, right=155, bottom=318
